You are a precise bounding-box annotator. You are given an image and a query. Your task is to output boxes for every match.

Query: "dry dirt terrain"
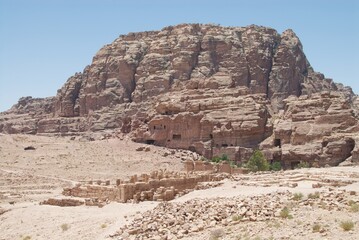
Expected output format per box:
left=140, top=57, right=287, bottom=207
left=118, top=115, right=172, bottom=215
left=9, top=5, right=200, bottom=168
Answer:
left=0, top=134, right=358, bottom=240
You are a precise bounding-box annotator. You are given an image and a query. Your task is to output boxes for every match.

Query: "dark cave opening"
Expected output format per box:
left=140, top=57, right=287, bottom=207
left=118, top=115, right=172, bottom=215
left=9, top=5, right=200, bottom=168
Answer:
left=146, top=140, right=155, bottom=145
left=346, top=138, right=355, bottom=158
left=172, top=134, right=182, bottom=140
left=189, top=146, right=196, bottom=152
left=290, top=161, right=300, bottom=169
left=274, top=138, right=281, bottom=148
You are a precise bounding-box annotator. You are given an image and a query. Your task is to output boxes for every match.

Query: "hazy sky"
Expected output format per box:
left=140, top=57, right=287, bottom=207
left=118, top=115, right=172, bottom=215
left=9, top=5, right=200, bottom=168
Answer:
left=0, top=0, right=358, bottom=112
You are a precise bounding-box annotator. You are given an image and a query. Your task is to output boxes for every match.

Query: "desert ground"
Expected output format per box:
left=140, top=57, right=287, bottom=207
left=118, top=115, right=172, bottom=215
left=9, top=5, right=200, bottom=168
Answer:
left=0, top=134, right=358, bottom=240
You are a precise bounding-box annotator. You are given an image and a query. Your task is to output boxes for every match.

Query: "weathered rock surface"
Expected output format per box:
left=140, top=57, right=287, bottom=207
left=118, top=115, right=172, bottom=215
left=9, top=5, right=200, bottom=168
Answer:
left=0, top=23, right=358, bottom=168
left=261, top=92, right=358, bottom=167
left=115, top=189, right=357, bottom=239
left=40, top=198, right=84, bottom=207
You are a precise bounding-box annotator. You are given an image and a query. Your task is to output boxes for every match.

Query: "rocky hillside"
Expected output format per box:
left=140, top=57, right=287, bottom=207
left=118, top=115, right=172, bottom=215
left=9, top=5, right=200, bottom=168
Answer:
left=1, top=23, right=358, bottom=168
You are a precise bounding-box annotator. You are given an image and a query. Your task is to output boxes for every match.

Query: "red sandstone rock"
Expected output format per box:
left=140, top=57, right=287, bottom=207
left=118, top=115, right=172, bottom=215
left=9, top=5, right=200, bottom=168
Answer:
left=0, top=23, right=358, bottom=168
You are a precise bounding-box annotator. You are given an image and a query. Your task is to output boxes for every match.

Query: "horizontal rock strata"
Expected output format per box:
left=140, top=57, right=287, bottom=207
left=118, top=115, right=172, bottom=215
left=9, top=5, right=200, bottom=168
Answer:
left=1, top=23, right=358, bottom=167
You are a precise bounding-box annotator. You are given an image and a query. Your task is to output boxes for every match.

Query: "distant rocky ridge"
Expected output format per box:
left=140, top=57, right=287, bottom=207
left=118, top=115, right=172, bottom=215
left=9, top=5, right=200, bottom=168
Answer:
left=1, top=23, right=358, bottom=168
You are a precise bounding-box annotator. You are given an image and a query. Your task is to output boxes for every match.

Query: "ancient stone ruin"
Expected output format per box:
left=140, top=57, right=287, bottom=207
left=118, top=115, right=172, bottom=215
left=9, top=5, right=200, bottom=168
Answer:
left=1, top=23, right=358, bottom=168
left=184, top=160, right=247, bottom=174
left=58, top=170, right=228, bottom=205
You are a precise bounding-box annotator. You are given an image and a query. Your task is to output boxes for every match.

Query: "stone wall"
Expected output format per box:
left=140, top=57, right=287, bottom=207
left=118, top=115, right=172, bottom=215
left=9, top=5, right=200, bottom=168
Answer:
left=63, top=170, right=227, bottom=203
left=184, top=160, right=248, bottom=174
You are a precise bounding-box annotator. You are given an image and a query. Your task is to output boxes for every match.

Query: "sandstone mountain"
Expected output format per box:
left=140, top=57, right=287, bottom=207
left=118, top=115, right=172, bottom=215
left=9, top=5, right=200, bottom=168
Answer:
left=1, top=23, right=358, bottom=168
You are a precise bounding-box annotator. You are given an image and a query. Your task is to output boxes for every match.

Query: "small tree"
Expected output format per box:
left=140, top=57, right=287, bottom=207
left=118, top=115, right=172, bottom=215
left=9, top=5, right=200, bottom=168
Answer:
left=211, top=156, right=222, bottom=163
left=221, top=154, right=229, bottom=161
left=246, top=150, right=269, bottom=172
left=211, top=154, right=230, bottom=163
left=270, top=161, right=282, bottom=171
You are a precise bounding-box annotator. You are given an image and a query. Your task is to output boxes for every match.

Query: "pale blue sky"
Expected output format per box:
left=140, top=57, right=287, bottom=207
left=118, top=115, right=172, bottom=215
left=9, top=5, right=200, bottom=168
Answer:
left=0, top=0, right=358, bottom=112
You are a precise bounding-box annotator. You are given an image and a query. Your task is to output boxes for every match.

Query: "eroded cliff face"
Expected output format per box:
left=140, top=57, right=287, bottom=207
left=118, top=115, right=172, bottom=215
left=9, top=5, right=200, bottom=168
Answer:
left=0, top=24, right=357, bottom=168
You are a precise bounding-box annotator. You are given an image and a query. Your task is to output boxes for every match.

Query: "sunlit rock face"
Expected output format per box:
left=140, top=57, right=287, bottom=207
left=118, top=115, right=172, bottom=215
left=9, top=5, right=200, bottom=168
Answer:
left=1, top=23, right=358, bottom=168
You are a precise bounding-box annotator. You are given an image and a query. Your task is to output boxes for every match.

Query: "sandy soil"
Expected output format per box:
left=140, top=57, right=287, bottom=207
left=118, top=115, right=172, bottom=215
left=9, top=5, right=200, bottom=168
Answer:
left=0, top=134, right=358, bottom=240
left=0, top=134, right=185, bottom=240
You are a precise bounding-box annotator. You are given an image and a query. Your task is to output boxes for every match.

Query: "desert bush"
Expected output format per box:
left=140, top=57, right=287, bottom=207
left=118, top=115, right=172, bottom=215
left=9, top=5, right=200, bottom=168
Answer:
left=230, top=161, right=237, bottom=168
left=292, top=192, right=304, bottom=201
left=312, top=223, right=321, bottom=232
left=221, top=154, right=229, bottom=161
left=231, top=214, right=243, bottom=222
left=209, top=228, right=225, bottom=240
left=296, top=161, right=310, bottom=169
left=61, top=223, right=70, bottom=231
left=211, top=154, right=229, bottom=163
left=246, top=150, right=269, bottom=172
left=211, top=154, right=244, bottom=168
left=22, top=236, right=31, bottom=240
left=350, top=204, right=359, bottom=212
left=270, top=161, right=282, bottom=171
left=101, top=223, right=107, bottom=228
left=211, top=156, right=221, bottom=163
left=348, top=201, right=359, bottom=212
left=340, top=220, right=354, bottom=231
left=318, top=200, right=327, bottom=209
left=295, top=220, right=304, bottom=225
left=308, top=192, right=320, bottom=199
left=280, top=207, right=292, bottom=219
left=266, top=221, right=281, bottom=229
left=273, top=221, right=281, bottom=228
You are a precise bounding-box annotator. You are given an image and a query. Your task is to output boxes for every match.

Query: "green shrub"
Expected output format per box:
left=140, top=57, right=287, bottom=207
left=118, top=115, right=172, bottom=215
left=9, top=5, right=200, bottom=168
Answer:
left=221, top=154, right=229, bottom=161
left=211, top=156, right=222, bottom=163
left=236, top=162, right=243, bottom=168
left=308, top=192, right=320, bottom=199
left=340, top=220, right=354, bottom=231
left=349, top=203, right=359, bottom=212
left=292, top=193, right=304, bottom=201
left=229, top=161, right=237, bottom=168
left=312, top=223, right=321, bottom=232
left=270, top=161, right=282, bottom=171
left=296, top=161, right=310, bottom=169
left=246, top=150, right=269, bottom=172
left=231, top=214, right=243, bottom=222
left=348, top=200, right=355, bottom=205
left=280, top=207, right=293, bottom=219
left=211, top=154, right=230, bottom=164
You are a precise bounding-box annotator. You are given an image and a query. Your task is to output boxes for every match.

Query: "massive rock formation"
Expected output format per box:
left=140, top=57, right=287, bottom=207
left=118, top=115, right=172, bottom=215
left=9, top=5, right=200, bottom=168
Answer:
left=0, top=24, right=358, bottom=168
